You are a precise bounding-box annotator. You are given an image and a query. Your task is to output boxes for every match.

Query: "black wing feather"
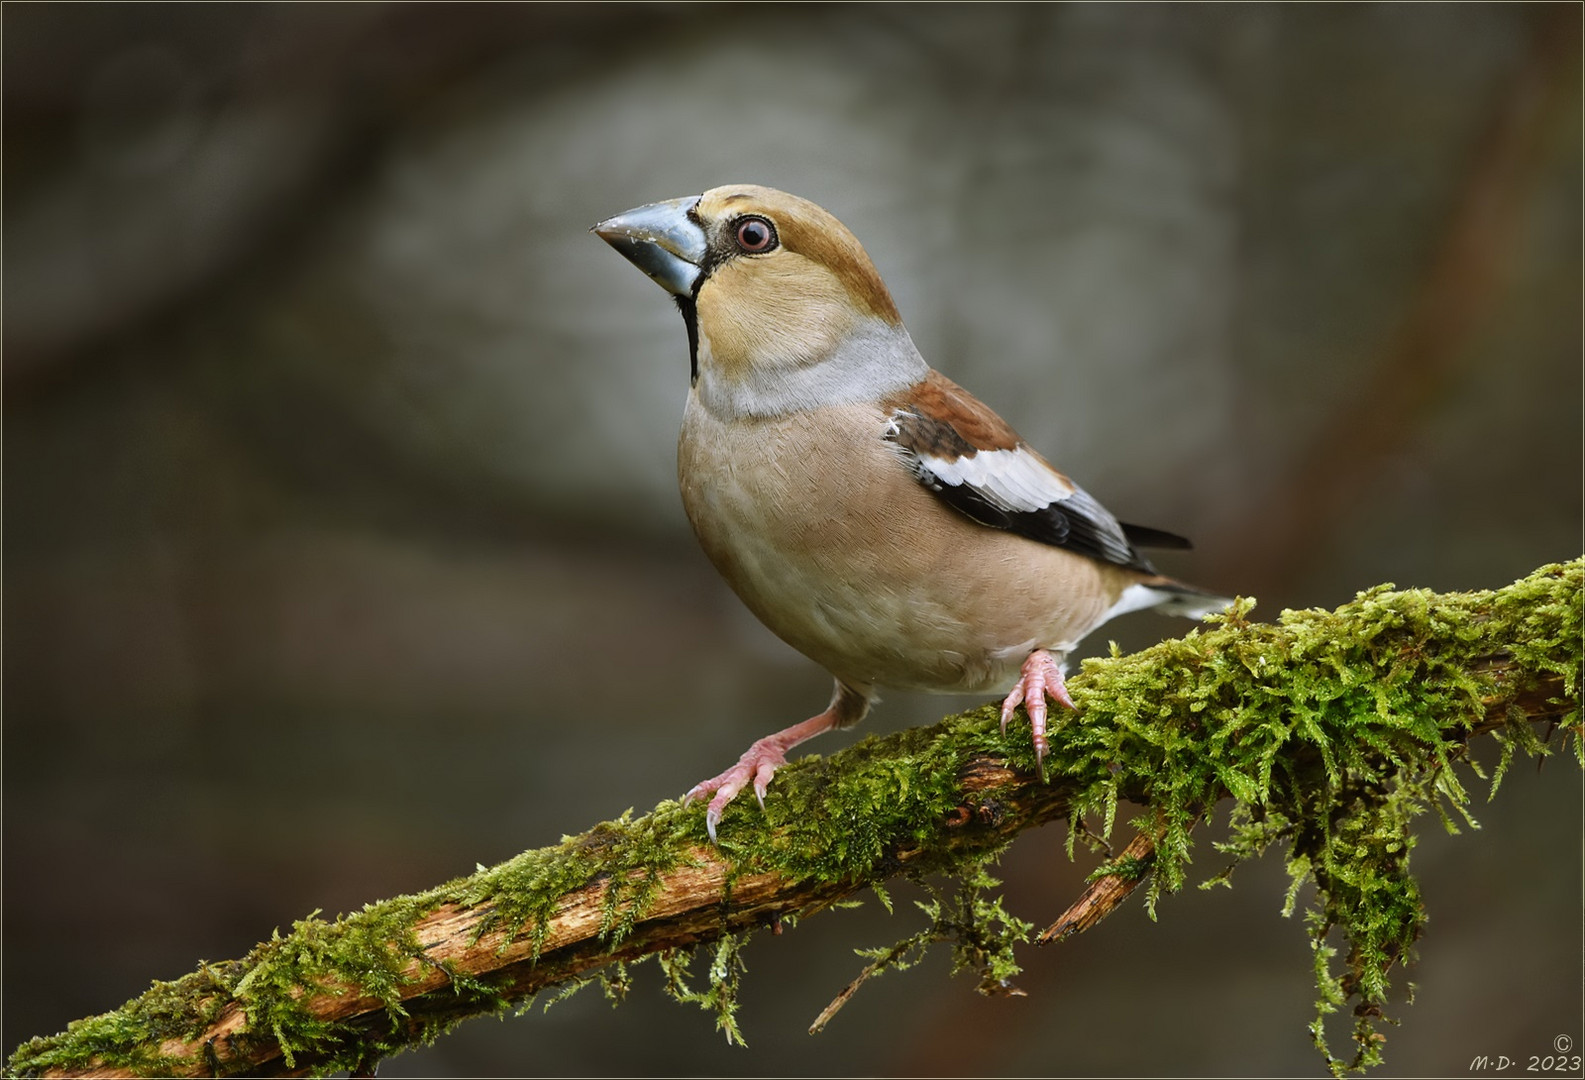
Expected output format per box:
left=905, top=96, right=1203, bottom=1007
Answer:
left=887, top=406, right=1167, bottom=574
left=1119, top=522, right=1193, bottom=550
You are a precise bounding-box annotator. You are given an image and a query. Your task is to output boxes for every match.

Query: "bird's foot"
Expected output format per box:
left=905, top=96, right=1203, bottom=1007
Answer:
left=999, top=649, right=1076, bottom=772
left=684, top=685, right=870, bottom=843
left=683, top=704, right=851, bottom=843
left=684, top=739, right=791, bottom=843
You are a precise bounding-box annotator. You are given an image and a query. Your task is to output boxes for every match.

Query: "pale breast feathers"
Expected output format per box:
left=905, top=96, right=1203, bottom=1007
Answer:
left=880, top=372, right=1189, bottom=572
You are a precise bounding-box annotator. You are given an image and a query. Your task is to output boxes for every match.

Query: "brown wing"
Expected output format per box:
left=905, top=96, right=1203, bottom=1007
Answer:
left=880, top=371, right=1186, bottom=572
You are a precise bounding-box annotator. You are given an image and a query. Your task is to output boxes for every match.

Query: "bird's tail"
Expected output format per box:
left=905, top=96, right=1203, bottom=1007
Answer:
left=1107, top=575, right=1234, bottom=621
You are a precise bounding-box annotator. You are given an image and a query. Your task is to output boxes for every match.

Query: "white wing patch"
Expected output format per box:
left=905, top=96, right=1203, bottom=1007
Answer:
left=916, top=447, right=1076, bottom=513
left=884, top=403, right=1147, bottom=569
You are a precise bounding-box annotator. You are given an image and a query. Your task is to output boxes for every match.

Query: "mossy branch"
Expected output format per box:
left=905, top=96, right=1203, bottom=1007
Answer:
left=8, top=560, right=1580, bottom=1080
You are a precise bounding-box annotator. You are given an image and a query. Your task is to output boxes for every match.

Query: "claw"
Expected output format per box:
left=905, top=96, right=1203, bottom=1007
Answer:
left=687, top=749, right=780, bottom=843
left=684, top=685, right=868, bottom=843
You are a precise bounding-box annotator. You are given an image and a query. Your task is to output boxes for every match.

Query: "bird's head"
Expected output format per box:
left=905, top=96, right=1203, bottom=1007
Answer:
left=594, top=185, right=925, bottom=417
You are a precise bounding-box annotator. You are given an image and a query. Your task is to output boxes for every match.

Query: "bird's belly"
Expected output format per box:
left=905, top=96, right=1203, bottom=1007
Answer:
left=678, top=399, right=1125, bottom=695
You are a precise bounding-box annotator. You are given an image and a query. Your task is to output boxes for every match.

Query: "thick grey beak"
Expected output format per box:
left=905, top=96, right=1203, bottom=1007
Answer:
left=592, top=195, right=707, bottom=297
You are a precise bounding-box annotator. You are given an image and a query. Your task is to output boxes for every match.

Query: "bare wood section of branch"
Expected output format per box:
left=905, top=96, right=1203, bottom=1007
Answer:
left=1037, top=828, right=1163, bottom=944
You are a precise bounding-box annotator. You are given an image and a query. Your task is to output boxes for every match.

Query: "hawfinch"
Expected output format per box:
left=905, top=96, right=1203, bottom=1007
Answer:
left=594, top=185, right=1229, bottom=841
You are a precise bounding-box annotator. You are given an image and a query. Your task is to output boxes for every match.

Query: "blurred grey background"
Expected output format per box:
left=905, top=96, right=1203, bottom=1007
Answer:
left=5, top=4, right=1580, bottom=1076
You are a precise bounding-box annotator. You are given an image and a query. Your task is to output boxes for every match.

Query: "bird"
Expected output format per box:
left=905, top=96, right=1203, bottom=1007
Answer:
left=593, top=185, right=1229, bottom=841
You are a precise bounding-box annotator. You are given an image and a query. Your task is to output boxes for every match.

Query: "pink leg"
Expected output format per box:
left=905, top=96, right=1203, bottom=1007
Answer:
left=685, top=682, right=869, bottom=842
left=999, top=649, right=1076, bottom=768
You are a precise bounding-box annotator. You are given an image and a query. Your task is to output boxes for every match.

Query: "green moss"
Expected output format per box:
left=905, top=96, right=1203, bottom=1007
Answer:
left=455, top=805, right=699, bottom=958
left=651, top=932, right=752, bottom=1045
left=1048, top=558, right=1581, bottom=1074
left=7, top=560, right=1579, bottom=1078
left=808, top=857, right=1034, bottom=1034
left=4, top=972, right=222, bottom=1077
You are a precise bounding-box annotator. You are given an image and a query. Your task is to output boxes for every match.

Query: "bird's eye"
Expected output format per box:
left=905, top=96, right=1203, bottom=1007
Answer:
left=734, top=216, right=777, bottom=254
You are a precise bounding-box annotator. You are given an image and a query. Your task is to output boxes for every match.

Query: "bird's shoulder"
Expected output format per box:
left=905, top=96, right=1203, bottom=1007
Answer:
left=878, top=370, right=1173, bottom=571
